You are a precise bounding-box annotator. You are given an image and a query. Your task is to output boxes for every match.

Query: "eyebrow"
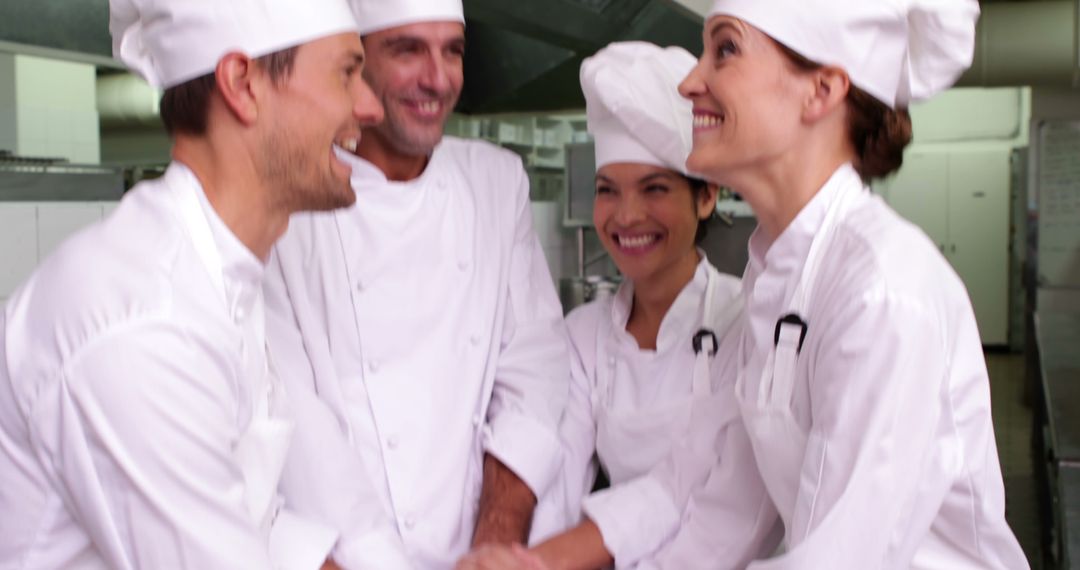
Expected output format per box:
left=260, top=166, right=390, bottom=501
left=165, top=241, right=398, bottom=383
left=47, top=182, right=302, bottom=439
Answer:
left=638, top=172, right=677, bottom=184
left=708, top=20, right=740, bottom=41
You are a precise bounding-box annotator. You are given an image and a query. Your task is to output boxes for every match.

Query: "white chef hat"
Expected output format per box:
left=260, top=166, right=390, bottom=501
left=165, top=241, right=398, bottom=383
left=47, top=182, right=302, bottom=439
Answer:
left=350, top=0, right=465, bottom=35
left=581, top=42, right=696, bottom=175
left=110, top=0, right=360, bottom=89
left=708, top=0, right=979, bottom=108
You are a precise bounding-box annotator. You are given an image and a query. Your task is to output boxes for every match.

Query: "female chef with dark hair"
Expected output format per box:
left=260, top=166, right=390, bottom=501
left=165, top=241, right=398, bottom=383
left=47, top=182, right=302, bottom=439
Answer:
left=457, top=42, right=777, bottom=570
left=460, top=0, right=1031, bottom=569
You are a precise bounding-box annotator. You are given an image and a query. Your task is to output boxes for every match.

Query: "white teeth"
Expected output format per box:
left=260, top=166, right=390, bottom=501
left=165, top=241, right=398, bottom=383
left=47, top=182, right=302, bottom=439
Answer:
left=617, top=234, right=658, bottom=249
left=417, top=101, right=440, bottom=114
left=340, top=138, right=358, bottom=153
left=693, top=114, right=722, bottom=129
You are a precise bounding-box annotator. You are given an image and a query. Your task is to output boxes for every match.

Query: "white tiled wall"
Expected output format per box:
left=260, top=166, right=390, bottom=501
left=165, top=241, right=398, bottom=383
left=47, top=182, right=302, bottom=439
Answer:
left=0, top=202, right=116, bottom=303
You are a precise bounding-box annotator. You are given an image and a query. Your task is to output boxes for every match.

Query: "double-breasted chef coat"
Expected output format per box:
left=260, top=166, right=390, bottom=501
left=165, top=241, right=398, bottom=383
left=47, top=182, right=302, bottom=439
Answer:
left=732, top=163, right=1028, bottom=568
left=263, top=138, right=570, bottom=568
left=532, top=256, right=780, bottom=568
left=0, top=163, right=353, bottom=569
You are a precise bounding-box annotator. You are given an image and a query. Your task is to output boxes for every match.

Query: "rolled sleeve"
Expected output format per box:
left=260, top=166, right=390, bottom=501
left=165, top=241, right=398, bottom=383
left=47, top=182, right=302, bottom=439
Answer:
left=484, top=161, right=570, bottom=497
left=582, top=477, right=682, bottom=564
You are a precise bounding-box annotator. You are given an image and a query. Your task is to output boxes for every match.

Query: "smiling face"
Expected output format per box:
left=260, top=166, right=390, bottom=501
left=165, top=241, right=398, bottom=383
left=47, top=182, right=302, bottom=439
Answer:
left=593, top=162, right=717, bottom=285
left=257, top=32, right=384, bottom=212
left=678, top=16, right=809, bottom=185
left=358, top=21, right=465, bottom=157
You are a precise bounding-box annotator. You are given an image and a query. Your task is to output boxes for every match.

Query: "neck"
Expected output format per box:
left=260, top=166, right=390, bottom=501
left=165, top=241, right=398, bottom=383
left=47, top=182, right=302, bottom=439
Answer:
left=356, top=127, right=432, bottom=182
left=627, top=248, right=701, bottom=347
left=172, top=136, right=289, bottom=262
left=723, top=137, right=854, bottom=244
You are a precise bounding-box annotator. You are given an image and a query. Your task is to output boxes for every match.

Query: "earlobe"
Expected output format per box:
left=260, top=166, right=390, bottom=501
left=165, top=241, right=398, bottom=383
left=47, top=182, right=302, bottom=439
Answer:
left=698, top=183, right=720, bottom=219
left=215, top=53, right=261, bottom=126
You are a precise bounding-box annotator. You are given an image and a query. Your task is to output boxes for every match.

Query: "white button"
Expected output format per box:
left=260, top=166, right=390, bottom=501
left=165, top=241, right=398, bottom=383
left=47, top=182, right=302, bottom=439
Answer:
left=235, top=307, right=247, bottom=321
left=469, top=334, right=480, bottom=346
left=368, top=360, right=380, bottom=374
left=387, top=436, right=399, bottom=450
left=437, top=179, right=448, bottom=189
left=356, top=279, right=365, bottom=292
left=472, top=414, right=482, bottom=427
left=607, top=356, right=616, bottom=367
left=404, top=516, right=417, bottom=530
left=458, top=260, right=469, bottom=271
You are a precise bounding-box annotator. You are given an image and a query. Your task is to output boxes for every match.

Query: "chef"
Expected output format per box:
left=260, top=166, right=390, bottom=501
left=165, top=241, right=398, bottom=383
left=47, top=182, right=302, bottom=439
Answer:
left=0, top=0, right=406, bottom=568
left=262, top=0, right=570, bottom=567
left=670, top=0, right=1029, bottom=566
left=516, top=41, right=778, bottom=570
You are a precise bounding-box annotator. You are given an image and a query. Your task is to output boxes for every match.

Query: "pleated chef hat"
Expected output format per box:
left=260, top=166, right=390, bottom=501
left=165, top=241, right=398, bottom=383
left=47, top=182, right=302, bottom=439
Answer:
left=581, top=42, right=697, bottom=175
left=708, top=0, right=980, bottom=108
left=110, top=0, right=359, bottom=89
left=351, top=0, right=465, bottom=35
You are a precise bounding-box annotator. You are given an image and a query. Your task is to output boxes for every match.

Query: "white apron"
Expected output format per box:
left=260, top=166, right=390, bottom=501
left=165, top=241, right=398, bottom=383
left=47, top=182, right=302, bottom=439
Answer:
left=734, top=175, right=857, bottom=549
left=595, top=265, right=743, bottom=484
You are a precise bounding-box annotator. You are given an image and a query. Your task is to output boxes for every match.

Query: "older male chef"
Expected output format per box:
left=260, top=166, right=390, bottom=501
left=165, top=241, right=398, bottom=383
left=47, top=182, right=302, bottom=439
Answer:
left=0, top=0, right=409, bottom=568
left=263, top=0, right=570, bottom=566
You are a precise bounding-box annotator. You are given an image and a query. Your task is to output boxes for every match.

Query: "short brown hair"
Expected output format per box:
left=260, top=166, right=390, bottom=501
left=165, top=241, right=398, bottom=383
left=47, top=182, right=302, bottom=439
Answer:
left=776, top=42, right=913, bottom=181
left=159, top=47, right=300, bottom=136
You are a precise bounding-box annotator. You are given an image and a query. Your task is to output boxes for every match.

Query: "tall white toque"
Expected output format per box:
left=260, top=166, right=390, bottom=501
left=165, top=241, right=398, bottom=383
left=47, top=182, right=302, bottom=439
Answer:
left=708, top=0, right=980, bottom=108
left=581, top=41, right=697, bottom=175
left=110, top=0, right=360, bottom=89
left=350, top=0, right=465, bottom=35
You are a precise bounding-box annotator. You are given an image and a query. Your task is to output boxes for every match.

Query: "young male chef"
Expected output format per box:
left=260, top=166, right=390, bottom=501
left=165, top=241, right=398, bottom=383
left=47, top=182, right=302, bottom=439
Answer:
left=263, top=0, right=570, bottom=566
left=0, top=0, right=409, bottom=567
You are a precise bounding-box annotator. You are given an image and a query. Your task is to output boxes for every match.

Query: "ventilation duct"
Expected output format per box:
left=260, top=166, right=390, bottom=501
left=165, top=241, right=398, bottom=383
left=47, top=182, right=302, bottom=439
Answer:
left=96, top=73, right=161, bottom=128
left=958, top=0, right=1079, bottom=88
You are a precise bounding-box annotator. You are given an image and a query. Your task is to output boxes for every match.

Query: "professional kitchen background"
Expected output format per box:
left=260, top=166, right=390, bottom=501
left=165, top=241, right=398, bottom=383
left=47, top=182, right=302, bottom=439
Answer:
left=0, top=0, right=1077, bottom=567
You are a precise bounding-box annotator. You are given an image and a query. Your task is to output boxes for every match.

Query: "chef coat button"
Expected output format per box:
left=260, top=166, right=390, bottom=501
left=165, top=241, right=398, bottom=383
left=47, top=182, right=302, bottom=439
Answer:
left=458, top=260, right=469, bottom=271
left=472, top=414, right=482, bottom=427
left=607, top=356, right=616, bottom=367
left=404, top=516, right=417, bottom=530
left=368, top=360, right=380, bottom=374
left=387, top=436, right=399, bottom=450
left=469, top=334, right=480, bottom=346
left=235, top=307, right=247, bottom=321
left=437, top=179, right=447, bottom=189
left=355, top=279, right=365, bottom=292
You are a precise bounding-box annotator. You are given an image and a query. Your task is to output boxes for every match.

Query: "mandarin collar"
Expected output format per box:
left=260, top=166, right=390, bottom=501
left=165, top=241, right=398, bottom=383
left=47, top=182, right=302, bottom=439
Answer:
left=335, top=142, right=446, bottom=190
left=610, top=251, right=712, bottom=353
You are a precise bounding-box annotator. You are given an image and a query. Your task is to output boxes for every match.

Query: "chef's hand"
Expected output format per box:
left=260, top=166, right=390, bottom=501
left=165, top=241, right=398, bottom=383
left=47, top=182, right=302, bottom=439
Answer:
left=455, top=543, right=549, bottom=570
left=320, top=559, right=341, bottom=570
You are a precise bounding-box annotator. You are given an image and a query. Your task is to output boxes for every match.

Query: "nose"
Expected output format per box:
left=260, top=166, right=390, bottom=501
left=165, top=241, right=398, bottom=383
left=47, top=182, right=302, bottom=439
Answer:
left=418, top=52, right=454, bottom=95
left=613, top=192, right=647, bottom=227
left=678, top=60, right=706, bottom=100
left=354, top=78, right=384, bottom=126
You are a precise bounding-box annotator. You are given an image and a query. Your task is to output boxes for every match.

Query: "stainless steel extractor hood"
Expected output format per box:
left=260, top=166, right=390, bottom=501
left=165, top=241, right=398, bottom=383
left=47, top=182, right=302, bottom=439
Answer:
left=0, top=0, right=705, bottom=113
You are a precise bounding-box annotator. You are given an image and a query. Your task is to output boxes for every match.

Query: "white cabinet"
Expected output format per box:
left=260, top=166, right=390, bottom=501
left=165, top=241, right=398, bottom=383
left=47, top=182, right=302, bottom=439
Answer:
left=0, top=203, right=38, bottom=302
left=876, top=147, right=1012, bottom=345
left=0, top=202, right=115, bottom=302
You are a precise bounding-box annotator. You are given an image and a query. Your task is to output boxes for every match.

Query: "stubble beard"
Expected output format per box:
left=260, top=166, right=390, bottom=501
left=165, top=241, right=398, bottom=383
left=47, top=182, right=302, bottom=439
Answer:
left=261, top=130, right=355, bottom=213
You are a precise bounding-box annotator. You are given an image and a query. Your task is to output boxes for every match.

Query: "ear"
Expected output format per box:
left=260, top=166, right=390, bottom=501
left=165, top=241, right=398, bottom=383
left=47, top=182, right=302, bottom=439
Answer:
left=697, top=182, right=720, bottom=220
left=213, top=52, right=264, bottom=127
left=803, top=66, right=850, bottom=123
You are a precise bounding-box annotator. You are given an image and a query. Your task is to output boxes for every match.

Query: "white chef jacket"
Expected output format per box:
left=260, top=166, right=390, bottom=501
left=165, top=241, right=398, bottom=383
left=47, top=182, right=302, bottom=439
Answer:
left=532, top=256, right=779, bottom=568
left=0, top=163, right=342, bottom=569
left=264, top=137, right=570, bottom=568
left=733, top=164, right=1028, bottom=568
